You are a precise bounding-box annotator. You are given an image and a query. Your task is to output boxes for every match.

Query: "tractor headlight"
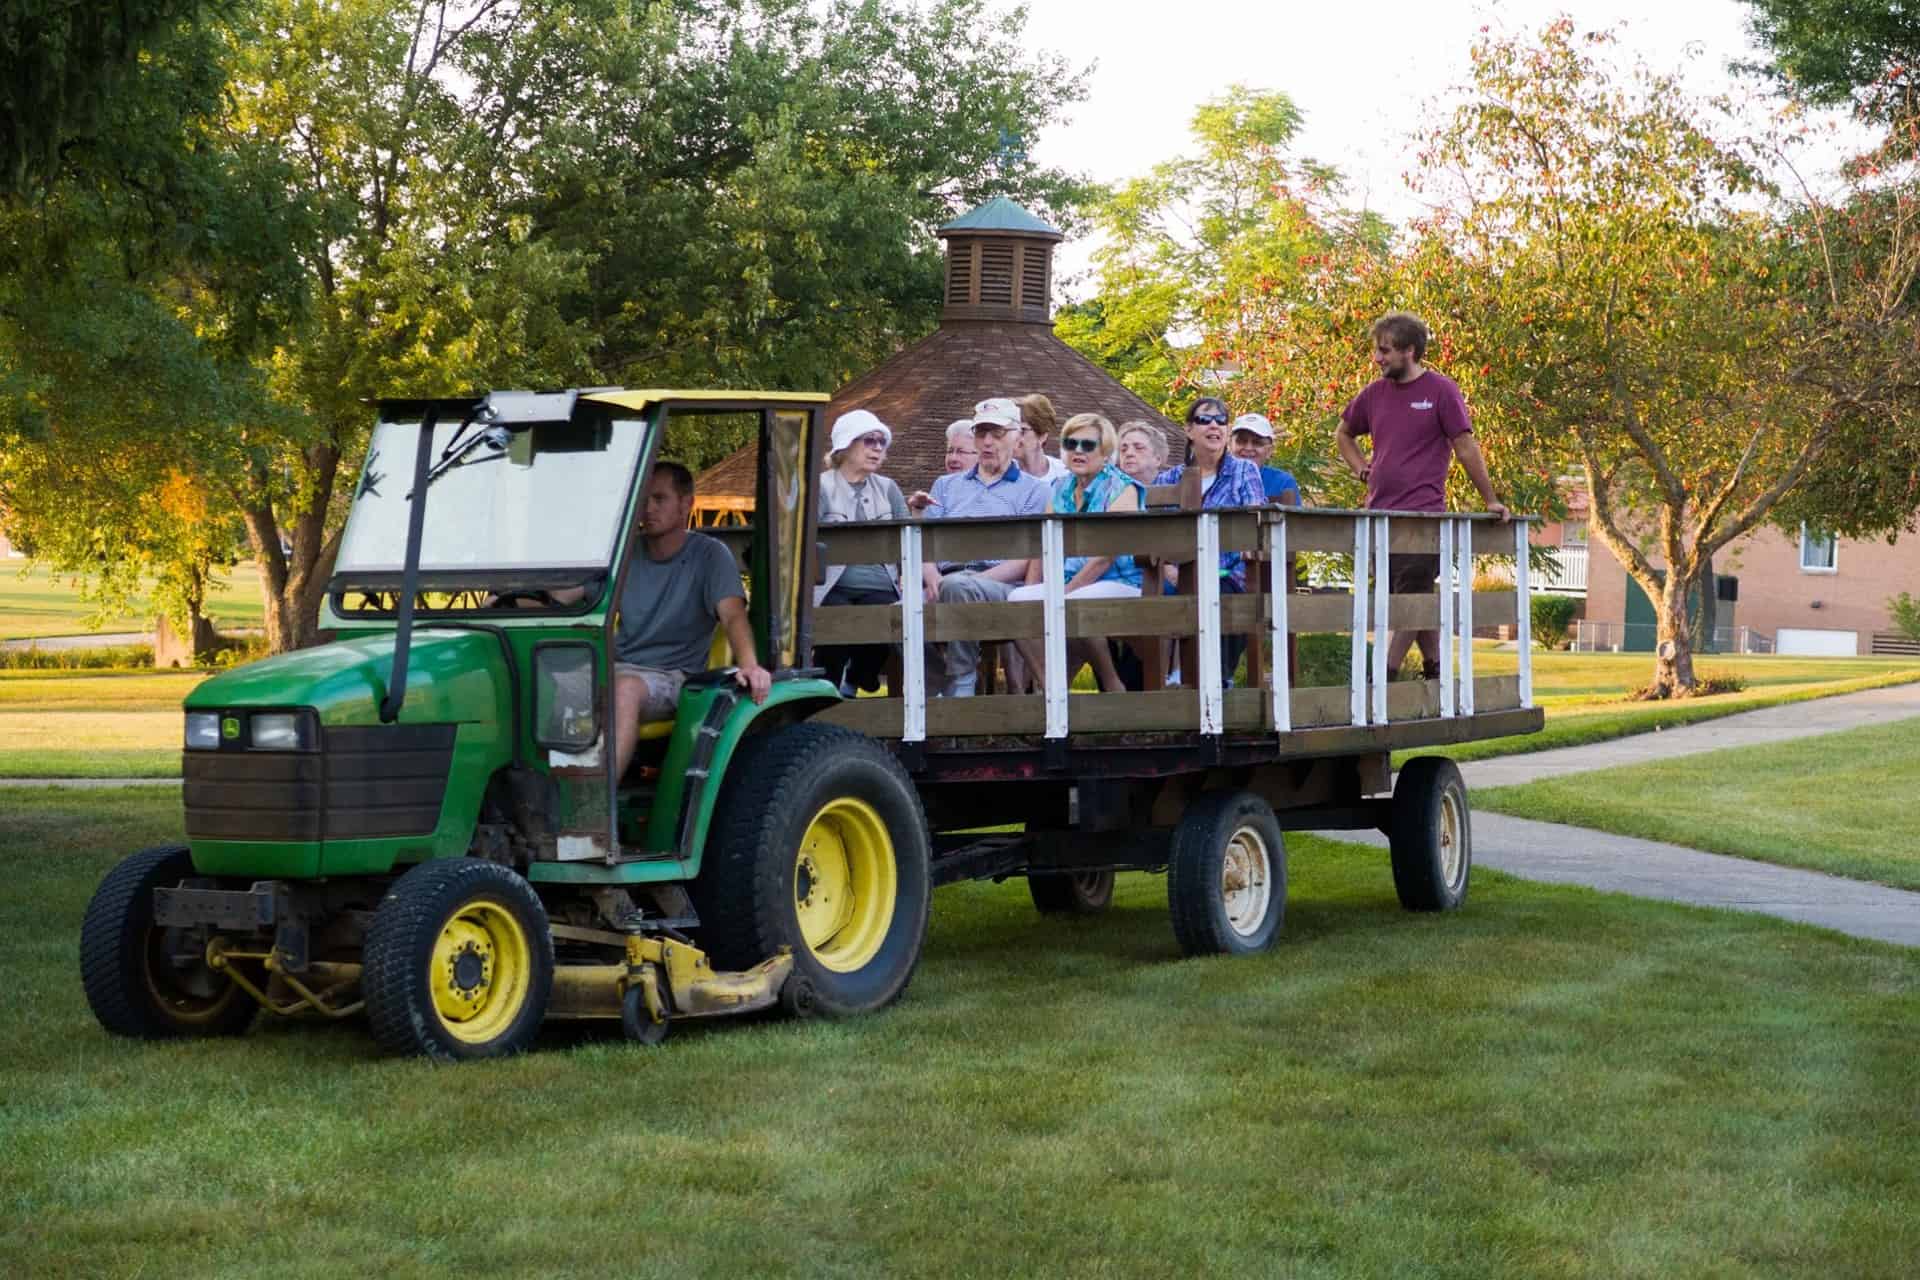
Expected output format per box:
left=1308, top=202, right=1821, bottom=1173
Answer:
left=184, top=712, right=221, bottom=750
left=250, top=711, right=317, bottom=751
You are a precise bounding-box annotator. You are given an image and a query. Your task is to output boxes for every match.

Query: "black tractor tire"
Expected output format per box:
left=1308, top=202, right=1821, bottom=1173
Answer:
left=1027, top=869, right=1116, bottom=915
left=363, top=859, right=554, bottom=1062
left=1167, top=790, right=1287, bottom=957
left=80, top=846, right=259, bottom=1039
left=1390, top=757, right=1472, bottom=912
left=692, top=723, right=930, bottom=1017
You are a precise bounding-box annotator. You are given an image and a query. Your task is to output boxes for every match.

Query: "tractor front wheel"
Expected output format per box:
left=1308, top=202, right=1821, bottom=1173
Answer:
left=363, top=859, right=554, bottom=1061
left=80, top=846, right=258, bottom=1039
left=694, top=724, right=930, bottom=1016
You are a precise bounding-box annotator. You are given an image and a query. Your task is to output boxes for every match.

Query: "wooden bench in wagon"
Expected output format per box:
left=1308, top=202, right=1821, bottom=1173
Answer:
left=719, top=502, right=1544, bottom=956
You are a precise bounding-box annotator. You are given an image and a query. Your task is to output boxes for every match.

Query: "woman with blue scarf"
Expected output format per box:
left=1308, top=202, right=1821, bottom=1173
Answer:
left=1008, top=413, right=1145, bottom=692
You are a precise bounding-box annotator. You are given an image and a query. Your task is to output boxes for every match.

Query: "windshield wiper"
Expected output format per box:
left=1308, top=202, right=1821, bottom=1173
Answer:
left=406, top=422, right=511, bottom=498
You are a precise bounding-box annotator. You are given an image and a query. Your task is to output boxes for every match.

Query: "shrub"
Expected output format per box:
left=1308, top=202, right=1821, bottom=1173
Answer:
left=1693, top=672, right=1749, bottom=696
left=0, top=644, right=155, bottom=670
left=1889, top=592, right=1920, bottom=643
left=1530, top=594, right=1580, bottom=650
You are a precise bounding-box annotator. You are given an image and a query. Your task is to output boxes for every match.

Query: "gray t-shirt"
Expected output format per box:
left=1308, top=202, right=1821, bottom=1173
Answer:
left=616, top=532, right=745, bottom=671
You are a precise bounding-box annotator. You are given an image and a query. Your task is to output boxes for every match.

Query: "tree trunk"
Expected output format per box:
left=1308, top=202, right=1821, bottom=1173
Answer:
left=238, top=439, right=346, bottom=654
left=1650, top=571, right=1698, bottom=697
left=1693, top=551, right=1718, bottom=655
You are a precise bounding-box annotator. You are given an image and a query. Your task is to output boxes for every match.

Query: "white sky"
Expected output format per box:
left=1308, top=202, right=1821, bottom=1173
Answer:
left=1019, top=0, right=1786, bottom=294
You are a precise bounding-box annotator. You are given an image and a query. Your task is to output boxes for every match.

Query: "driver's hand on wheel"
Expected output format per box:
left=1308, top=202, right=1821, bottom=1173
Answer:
left=734, top=662, right=772, bottom=704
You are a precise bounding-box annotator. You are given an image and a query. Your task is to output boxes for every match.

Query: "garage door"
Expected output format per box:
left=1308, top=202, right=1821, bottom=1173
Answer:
left=1776, top=628, right=1859, bottom=656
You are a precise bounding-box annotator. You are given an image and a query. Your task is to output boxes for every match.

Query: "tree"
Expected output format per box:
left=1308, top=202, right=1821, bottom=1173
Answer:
left=1384, top=23, right=1920, bottom=694
left=0, top=0, right=210, bottom=196
left=1060, top=87, right=1381, bottom=417
left=204, top=0, right=1090, bottom=650
left=0, top=0, right=309, bottom=645
left=1740, top=0, right=1920, bottom=113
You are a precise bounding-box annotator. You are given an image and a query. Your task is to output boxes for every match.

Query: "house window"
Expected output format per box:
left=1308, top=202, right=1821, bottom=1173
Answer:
left=1799, top=525, right=1837, bottom=573
left=1562, top=523, right=1588, bottom=547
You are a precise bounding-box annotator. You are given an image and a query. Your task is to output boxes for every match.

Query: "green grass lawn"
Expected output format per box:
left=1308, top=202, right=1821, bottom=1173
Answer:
left=3, top=789, right=1917, bottom=1278
left=1479, top=717, right=1920, bottom=891
left=0, top=671, right=205, bottom=777
left=0, top=562, right=264, bottom=640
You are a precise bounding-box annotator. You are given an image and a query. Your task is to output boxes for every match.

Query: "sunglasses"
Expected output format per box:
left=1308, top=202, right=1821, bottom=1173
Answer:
left=1190, top=412, right=1229, bottom=425
left=972, top=424, right=1010, bottom=437
left=1060, top=436, right=1102, bottom=454
left=853, top=433, right=888, bottom=449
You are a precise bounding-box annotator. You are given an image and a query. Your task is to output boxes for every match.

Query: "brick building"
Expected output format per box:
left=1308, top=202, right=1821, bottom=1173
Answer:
left=1531, top=483, right=1920, bottom=656
left=693, top=197, right=1179, bottom=520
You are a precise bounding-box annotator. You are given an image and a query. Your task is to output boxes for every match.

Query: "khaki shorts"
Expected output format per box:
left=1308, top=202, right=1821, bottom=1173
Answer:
left=614, top=664, right=687, bottom=720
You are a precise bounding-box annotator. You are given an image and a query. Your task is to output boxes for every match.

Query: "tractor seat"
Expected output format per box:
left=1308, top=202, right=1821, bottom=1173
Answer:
left=633, top=627, right=733, bottom=742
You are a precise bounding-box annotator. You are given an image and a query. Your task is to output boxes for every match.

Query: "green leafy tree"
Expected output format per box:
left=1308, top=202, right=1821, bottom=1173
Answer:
left=1400, top=23, right=1920, bottom=695
left=0, top=0, right=210, bottom=195
left=1740, top=0, right=1920, bottom=113
left=1060, top=87, right=1379, bottom=416
left=0, top=0, right=308, bottom=643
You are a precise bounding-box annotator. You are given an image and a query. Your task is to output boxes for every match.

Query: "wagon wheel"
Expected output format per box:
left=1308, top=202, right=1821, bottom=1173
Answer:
left=1389, top=757, right=1472, bottom=912
left=1027, top=869, right=1116, bottom=915
left=1166, top=791, right=1287, bottom=957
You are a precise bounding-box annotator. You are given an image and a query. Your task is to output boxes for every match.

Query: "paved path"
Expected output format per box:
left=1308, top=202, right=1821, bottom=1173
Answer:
left=1320, top=681, right=1920, bottom=948
left=1322, top=816, right=1920, bottom=948
left=1457, top=680, right=1920, bottom=789
left=0, top=631, right=146, bottom=652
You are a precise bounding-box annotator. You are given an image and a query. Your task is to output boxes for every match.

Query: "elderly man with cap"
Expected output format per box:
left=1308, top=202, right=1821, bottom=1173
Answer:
left=814, top=409, right=910, bottom=695
left=1230, top=413, right=1302, bottom=506
left=907, top=396, right=1051, bottom=697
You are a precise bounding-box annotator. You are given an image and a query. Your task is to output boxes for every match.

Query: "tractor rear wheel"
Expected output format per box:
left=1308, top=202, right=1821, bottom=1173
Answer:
left=363, top=859, right=553, bottom=1061
left=694, top=723, right=929, bottom=1016
left=80, top=846, right=258, bottom=1039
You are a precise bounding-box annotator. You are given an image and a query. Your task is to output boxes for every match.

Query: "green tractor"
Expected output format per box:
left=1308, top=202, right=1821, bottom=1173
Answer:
left=80, top=389, right=932, bottom=1060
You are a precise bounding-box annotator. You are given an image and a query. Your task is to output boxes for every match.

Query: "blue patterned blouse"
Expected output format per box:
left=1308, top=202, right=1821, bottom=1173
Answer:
left=1052, top=463, right=1147, bottom=588
left=1152, top=454, right=1265, bottom=589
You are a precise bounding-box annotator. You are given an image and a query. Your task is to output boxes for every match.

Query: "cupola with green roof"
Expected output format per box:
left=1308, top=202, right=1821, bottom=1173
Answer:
left=936, top=196, right=1063, bottom=325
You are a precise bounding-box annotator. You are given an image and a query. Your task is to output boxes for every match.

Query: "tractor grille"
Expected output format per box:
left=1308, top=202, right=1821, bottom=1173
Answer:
left=183, top=724, right=456, bottom=842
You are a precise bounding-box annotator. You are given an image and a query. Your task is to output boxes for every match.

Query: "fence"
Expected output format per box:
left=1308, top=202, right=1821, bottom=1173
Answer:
left=796, top=507, right=1537, bottom=743
left=1573, top=621, right=1772, bottom=654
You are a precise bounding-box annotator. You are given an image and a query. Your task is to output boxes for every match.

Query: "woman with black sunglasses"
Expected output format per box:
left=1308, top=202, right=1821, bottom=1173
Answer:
left=1152, top=396, right=1267, bottom=683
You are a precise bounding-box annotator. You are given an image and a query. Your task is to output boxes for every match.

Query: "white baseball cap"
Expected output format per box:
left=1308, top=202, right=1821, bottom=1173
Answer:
left=971, top=397, right=1023, bottom=430
left=1231, top=413, right=1275, bottom=439
left=829, top=409, right=892, bottom=452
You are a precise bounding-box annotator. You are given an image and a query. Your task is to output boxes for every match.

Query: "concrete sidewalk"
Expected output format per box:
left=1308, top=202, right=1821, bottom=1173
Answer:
left=1321, top=681, right=1920, bottom=948
left=1458, top=680, right=1920, bottom=789
left=1321, top=815, right=1920, bottom=948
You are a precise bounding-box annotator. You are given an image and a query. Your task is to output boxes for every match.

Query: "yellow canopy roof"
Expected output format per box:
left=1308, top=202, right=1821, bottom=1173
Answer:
left=584, top=389, right=831, bottom=411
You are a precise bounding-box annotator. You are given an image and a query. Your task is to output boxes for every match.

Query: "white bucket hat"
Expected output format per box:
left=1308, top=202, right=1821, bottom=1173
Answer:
left=829, top=409, right=892, bottom=452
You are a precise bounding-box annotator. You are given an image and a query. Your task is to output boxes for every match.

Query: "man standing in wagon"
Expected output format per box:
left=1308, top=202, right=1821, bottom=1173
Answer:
left=1335, top=311, right=1509, bottom=681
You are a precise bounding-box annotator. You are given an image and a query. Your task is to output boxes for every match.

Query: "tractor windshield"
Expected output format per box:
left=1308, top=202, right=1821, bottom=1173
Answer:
left=335, top=411, right=648, bottom=575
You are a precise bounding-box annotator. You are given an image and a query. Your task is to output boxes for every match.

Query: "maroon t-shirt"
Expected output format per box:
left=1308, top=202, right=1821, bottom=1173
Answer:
left=1342, top=370, right=1472, bottom=512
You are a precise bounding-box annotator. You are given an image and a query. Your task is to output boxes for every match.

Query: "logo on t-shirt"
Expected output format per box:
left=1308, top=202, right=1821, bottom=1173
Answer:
left=1411, top=400, right=1434, bottom=410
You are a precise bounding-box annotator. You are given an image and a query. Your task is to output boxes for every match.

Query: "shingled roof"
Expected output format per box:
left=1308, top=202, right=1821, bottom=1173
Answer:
left=695, top=198, right=1180, bottom=513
